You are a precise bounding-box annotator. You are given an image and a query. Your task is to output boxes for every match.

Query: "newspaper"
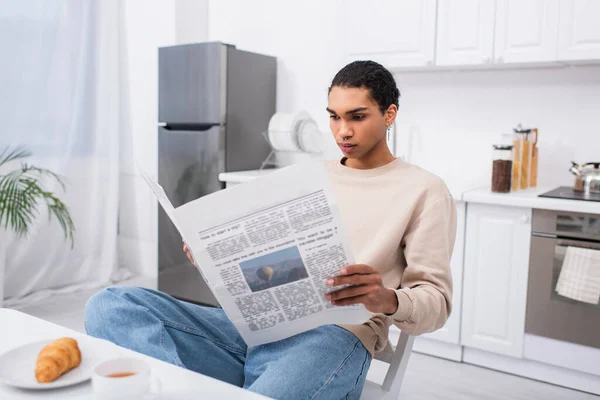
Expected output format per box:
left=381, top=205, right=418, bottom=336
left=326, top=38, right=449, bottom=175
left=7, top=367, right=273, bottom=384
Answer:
left=137, top=161, right=370, bottom=346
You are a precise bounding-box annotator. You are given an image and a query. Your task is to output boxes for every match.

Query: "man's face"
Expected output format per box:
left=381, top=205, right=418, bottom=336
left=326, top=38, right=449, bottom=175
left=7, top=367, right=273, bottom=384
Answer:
left=327, top=86, right=388, bottom=160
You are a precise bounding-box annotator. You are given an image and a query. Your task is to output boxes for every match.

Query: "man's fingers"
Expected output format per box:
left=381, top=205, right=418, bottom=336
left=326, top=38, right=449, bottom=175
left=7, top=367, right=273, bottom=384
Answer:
left=326, top=285, right=379, bottom=301
left=186, top=252, right=194, bottom=264
left=326, top=273, right=381, bottom=287
left=182, top=242, right=194, bottom=264
left=339, top=264, right=377, bottom=276
left=329, top=293, right=370, bottom=307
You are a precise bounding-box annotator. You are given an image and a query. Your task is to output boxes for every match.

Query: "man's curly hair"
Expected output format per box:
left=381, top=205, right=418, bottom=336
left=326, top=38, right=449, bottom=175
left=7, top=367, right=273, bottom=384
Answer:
left=328, top=60, right=400, bottom=115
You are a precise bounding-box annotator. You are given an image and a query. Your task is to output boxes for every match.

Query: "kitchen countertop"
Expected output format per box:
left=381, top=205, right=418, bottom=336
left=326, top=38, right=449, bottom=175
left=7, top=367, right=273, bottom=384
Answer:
left=463, top=186, right=600, bottom=214
left=219, top=169, right=468, bottom=201
left=219, top=171, right=600, bottom=214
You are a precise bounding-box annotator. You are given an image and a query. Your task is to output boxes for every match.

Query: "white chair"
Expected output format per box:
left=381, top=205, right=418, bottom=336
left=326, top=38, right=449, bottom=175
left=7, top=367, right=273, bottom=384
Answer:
left=361, top=332, right=415, bottom=400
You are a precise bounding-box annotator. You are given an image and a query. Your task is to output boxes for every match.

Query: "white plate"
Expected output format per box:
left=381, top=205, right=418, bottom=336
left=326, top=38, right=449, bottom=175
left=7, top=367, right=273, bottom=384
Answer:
left=267, top=111, right=314, bottom=152
left=297, top=119, right=325, bottom=153
left=291, top=110, right=311, bottom=136
left=0, top=338, right=121, bottom=390
left=268, top=112, right=299, bottom=151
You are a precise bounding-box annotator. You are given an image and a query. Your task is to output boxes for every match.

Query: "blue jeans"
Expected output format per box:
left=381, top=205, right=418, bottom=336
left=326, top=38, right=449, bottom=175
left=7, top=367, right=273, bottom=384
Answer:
left=84, top=286, right=371, bottom=399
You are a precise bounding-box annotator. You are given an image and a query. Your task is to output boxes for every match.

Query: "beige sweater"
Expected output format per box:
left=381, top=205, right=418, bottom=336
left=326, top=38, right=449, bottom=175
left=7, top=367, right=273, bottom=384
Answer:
left=326, top=158, right=457, bottom=355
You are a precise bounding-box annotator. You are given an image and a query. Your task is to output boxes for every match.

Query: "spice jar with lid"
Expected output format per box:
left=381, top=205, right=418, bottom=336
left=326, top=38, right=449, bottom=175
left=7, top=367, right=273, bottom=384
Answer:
left=491, top=144, right=513, bottom=193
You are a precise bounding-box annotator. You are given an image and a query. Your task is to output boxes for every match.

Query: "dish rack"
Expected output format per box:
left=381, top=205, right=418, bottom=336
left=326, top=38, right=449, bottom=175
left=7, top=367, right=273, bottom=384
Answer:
left=259, top=129, right=326, bottom=171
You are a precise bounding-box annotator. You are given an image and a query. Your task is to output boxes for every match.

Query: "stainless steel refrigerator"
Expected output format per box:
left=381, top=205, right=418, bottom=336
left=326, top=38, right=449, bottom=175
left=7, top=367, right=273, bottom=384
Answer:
left=157, top=42, right=276, bottom=306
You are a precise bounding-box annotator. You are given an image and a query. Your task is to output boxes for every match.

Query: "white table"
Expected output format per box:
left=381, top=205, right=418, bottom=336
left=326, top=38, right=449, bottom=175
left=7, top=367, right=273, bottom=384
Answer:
left=0, top=309, right=270, bottom=399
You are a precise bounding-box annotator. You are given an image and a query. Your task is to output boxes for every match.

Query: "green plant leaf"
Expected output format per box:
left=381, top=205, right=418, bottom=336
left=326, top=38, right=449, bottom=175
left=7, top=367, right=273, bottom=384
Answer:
left=19, top=163, right=67, bottom=191
left=0, top=146, right=75, bottom=247
left=0, top=173, right=37, bottom=237
left=0, top=146, right=32, bottom=168
left=43, top=190, right=75, bottom=247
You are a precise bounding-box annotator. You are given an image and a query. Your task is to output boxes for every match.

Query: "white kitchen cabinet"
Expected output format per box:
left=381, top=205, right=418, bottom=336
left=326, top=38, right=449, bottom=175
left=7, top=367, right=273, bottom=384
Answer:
left=494, top=0, right=559, bottom=63
left=557, top=0, right=600, bottom=61
left=343, top=0, right=437, bottom=68
left=436, top=0, right=496, bottom=66
left=461, top=203, right=531, bottom=358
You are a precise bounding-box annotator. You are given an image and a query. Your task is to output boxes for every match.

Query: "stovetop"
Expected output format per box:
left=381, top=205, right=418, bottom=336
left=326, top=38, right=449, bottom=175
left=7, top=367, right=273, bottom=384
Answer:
left=539, top=186, right=600, bottom=202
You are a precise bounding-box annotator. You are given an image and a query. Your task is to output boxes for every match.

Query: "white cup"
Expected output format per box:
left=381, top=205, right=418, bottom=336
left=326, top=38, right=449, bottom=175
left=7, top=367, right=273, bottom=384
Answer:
left=92, top=357, right=162, bottom=399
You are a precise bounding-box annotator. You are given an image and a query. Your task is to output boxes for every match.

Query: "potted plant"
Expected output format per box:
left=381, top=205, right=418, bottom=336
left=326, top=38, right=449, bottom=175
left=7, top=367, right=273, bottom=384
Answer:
left=0, top=146, right=75, bottom=305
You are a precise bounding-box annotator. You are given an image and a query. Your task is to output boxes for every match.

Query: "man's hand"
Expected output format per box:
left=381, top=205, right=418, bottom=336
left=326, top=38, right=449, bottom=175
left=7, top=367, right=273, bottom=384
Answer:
left=182, top=240, right=194, bottom=265
left=325, top=264, right=399, bottom=315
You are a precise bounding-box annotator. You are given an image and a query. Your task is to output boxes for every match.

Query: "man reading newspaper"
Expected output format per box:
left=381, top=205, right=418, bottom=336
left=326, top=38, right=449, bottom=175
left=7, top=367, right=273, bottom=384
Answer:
left=85, top=61, right=456, bottom=399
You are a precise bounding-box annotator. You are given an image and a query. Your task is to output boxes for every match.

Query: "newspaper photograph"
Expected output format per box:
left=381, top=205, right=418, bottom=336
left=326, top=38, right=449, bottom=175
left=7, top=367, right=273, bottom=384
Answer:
left=138, top=161, right=371, bottom=347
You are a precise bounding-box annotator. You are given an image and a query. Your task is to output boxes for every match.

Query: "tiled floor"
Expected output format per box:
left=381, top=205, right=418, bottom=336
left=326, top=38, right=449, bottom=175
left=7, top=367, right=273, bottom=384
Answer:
left=10, top=278, right=599, bottom=400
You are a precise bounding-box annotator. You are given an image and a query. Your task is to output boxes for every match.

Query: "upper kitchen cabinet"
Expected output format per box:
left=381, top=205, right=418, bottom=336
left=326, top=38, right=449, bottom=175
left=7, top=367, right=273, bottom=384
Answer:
left=557, top=0, right=600, bottom=61
left=494, top=0, right=559, bottom=63
left=461, top=203, right=531, bottom=358
left=436, top=0, right=496, bottom=66
left=343, top=0, right=437, bottom=68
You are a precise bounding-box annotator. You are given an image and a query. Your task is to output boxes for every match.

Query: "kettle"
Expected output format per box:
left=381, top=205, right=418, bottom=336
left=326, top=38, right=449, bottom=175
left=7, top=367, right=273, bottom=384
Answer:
left=570, top=161, right=600, bottom=194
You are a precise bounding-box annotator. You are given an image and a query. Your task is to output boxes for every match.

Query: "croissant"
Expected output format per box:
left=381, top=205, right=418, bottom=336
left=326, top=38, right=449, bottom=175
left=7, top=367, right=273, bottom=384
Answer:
left=35, top=337, right=82, bottom=383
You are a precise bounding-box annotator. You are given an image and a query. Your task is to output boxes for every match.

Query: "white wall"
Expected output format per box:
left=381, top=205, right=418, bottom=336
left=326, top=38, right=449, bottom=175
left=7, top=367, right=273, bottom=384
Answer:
left=175, top=0, right=209, bottom=45
left=208, top=0, right=348, bottom=160
left=394, top=66, right=600, bottom=191
left=118, top=0, right=208, bottom=279
left=207, top=0, right=600, bottom=192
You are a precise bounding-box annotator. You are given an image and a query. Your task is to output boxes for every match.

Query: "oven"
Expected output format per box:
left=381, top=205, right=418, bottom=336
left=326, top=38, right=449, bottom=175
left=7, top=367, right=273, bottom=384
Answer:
left=525, top=209, right=600, bottom=349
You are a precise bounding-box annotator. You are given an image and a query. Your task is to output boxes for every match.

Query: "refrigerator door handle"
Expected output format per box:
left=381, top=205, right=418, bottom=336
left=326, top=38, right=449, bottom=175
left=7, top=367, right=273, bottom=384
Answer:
left=162, top=123, right=222, bottom=132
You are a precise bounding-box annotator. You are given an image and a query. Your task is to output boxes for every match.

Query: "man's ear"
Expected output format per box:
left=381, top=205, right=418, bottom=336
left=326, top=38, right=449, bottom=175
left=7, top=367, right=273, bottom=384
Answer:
left=385, top=104, right=397, bottom=126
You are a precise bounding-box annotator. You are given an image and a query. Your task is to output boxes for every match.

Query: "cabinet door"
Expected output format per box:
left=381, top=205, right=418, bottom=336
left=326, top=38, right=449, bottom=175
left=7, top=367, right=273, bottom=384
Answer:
left=557, top=0, right=600, bottom=61
left=344, top=0, right=437, bottom=68
left=421, top=201, right=466, bottom=344
left=461, top=203, right=531, bottom=358
left=494, top=0, right=559, bottom=63
left=436, top=0, right=496, bottom=66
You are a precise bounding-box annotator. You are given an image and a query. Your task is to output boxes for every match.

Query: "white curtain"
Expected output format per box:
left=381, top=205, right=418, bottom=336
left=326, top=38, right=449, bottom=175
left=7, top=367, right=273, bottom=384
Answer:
left=0, top=0, right=130, bottom=306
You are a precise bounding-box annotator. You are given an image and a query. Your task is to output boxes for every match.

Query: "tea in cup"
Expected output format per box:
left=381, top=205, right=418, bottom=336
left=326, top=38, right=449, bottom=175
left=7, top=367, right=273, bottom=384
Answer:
left=92, top=358, right=161, bottom=399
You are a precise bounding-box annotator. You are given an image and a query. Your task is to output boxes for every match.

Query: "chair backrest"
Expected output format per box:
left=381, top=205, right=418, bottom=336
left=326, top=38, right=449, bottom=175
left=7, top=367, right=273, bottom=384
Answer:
left=360, top=332, right=415, bottom=400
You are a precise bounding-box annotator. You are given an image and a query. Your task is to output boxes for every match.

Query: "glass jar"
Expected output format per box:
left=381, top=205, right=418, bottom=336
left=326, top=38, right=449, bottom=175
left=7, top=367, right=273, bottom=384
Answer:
left=530, top=128, right=539, bottom=188
left=513, top=124, right=532, bottom=190
left=491, top=144, right=513, bottom=193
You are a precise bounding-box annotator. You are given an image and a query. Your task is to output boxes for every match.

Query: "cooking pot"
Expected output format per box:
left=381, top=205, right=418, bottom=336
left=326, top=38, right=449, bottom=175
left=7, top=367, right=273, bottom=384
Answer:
left=569, top=161, right=600, bottom=194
